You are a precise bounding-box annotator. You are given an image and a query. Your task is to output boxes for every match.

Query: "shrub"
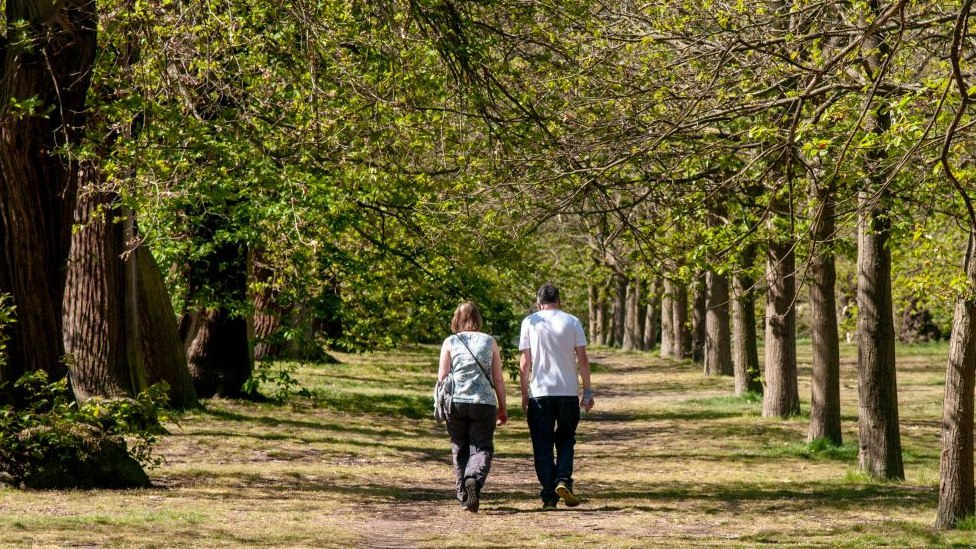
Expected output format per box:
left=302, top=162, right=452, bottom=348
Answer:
left=0, top=371, right=170, bottom=489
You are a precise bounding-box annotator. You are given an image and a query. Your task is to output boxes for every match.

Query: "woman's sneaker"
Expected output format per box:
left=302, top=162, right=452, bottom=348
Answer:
left=555, top=481, right=580, bottom=507
left=463, top=478, right=480, bottom=513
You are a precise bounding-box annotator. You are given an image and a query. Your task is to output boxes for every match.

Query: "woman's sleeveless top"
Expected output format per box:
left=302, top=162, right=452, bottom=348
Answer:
left=444, top=332, right=496, bottom=406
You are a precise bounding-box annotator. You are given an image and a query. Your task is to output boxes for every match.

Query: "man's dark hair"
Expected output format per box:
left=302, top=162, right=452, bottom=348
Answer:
left=537, top=283, right=560, bottom=305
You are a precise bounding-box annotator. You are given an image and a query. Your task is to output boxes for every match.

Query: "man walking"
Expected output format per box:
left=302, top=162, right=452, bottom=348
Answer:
left=519, top=283, right=594, bottom=510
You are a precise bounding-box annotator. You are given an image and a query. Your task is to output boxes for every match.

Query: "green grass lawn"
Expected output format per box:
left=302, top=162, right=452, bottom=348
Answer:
left=1, top=341, right=974, bottom=548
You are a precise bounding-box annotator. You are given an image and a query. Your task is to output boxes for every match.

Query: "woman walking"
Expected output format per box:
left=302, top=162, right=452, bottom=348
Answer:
left=439, top=301, right=508, bottom=512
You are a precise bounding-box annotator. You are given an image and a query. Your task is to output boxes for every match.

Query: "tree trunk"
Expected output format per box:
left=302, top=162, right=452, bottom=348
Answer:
left=936, top=230, right=976, bottom=529
left=808, top=181, right=842, bottom=445
left=732, top=243, right=762, bottom=395
left=136, top=248, right=198, bottom=409
left=595, top=291, right=608, bottom=346
left=622, top=277, right=640, bottom=351
left=612, top=271, right=627, bottom=347
left=854, top=0, right=903, bottom=482
left=692, top=273, right=706, bottom=364
left=763, top=212, right=800, bottom=418
left=636, top=279, right=647, bottom=350
left=0, top=0, right=97, bottom=388
left=660, top=280, right=674, bottom=358
left=856, top=190, right=904, bottom=479
left=588, top=284, right=598, bottom=346
left=644, top=278, right=661, bottom=351
left=181, top=238, right=253, bottom=399
left=251, top=249, right=287, bottom=361
left=672, top=283, right=691, bottom=360
left=705, top=270, right=733, bottom=377
left=182, top=307, right=253, bottom=398
left=63, top=189, right=139, bottom=401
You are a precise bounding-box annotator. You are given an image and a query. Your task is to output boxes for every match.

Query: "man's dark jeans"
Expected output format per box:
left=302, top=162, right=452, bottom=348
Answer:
left=526, top=396, right=580, bottom=504
left=446, top=402, right=497, bottom=502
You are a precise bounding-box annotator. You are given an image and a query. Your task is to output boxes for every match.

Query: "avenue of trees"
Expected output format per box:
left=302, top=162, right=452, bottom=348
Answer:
left=4, top=0, right=976, bottom=529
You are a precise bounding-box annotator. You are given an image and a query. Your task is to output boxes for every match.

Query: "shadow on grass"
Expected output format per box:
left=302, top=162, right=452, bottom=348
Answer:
left=161, top=467, right=936, bottom=516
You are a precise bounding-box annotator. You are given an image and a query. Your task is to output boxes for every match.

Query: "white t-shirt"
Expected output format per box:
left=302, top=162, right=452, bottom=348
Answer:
left=518, top=309, right=587, bottom=397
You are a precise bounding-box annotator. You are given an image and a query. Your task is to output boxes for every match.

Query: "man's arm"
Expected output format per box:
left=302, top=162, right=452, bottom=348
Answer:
left=576, top=346, right=594, bottom=411
left=519, top=349, right=532, bottom=414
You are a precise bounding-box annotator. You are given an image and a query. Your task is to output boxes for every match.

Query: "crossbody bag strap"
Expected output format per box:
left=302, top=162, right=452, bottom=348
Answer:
left=456, top=333, right=495, bottom=389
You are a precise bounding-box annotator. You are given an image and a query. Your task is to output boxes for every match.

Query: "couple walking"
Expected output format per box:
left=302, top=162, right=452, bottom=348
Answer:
left=437, top=283, right=595, bottom=512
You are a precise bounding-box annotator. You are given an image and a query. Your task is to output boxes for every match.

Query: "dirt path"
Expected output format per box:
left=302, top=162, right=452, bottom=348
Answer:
left=351, top=350, right=731, bottom=548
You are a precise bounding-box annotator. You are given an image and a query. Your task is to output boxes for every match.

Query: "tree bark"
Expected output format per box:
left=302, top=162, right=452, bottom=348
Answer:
left=622, top=277, right=640, bottom=351
left=63, top=189, right=138, bottom=401
left=595, top=289, right=608, bottom=346
left=672, top=283, right=691, bottom=360
left=182, top=307, right=252, bottom=398
left=763, top=211, right=800, bottom=418
left=692, top=273, right=706, bottom=364
left=136, top=248, right=198, bottom=409
left=0, top=0, right=97, bottom=388
left=181, top=238, right=253, bottom=399
left=644, top=278, right=661, bottom=351
left=588, top=283, right=598, bottom=347
left=612, top=271, right=627, bottom=347
left=856, top=190, right=904, bottom=479
left=732, top=243, right=763, bottom=395
left=705, top=270, right=733, bottom=377
left=636, top=278, right=647, bottom=350
left=855, top=0, right=903, bottom=478
left=660, top=280, right=674, bottom=358
left=808, top=181, right=842, bottom=445
left=936, top=230, right=976, bottom=529
left=251, top=249, right=287, bottom=361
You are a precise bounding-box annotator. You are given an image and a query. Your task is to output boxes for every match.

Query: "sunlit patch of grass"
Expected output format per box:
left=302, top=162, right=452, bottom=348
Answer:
left=896, top=341, right=951, bottom=357
left=675, top=392, right=764, bottom=418
left=763, top=439, right=858, bottom=462
left=954, top=515, right=976, bottom=531
left=313, top=389, right=431, bottom=419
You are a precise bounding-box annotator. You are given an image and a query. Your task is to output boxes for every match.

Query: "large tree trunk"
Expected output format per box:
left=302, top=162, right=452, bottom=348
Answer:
left=181, top=238, right=253, bottom=399
left=808, top=181, right=842, bottom=445
left=612, top=271, right=627, bottom=347
left=622, top=277, right=640, bottom=351
left=672, top=283, right=691, bottom=360
left=63, top=189, right=142, bottom=401
left=660, top=280, right=674, bottom=358
left=705, top=270, right=733, bottom=377
left=763, top=210, right=800, bottom=418
left=136, top=248, right=197, bottom=409
left=692, top=273, right=706, bottom=364
left=732, top=244, right=763, bottom=395
left=936, top=230, right=976, bottom=529
left=643, top=278, right=661, bottom=351
left=251, top=249, right=287, bottom=361
left=0, top=0, right=97, bottom=389
left=855, top=3, right=903, bottom=479
left=856, top=190, right=904, bottom=479
left=182, top=308, right=252, bottom=398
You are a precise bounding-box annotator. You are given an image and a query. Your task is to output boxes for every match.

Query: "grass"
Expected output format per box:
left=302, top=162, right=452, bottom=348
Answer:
left=1, top=341, right=975, bottom=548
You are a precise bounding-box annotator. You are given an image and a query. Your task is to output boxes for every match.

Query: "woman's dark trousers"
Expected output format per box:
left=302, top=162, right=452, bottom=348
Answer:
left=526, top=396, right=580, bottom=504
left=446, top=402, right=497, bottom=502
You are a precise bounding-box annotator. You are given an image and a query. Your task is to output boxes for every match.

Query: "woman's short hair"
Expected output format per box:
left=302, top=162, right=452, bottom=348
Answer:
left=452, top=301, right=484, bottom=333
